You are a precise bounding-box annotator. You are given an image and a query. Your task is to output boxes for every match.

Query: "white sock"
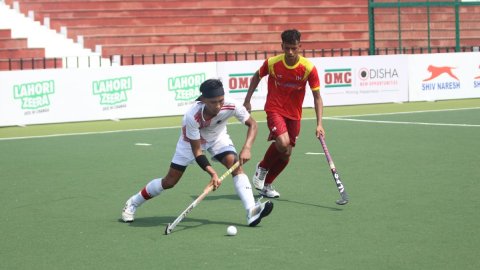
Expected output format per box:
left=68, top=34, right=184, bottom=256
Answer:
left=145, top=178, right=164, bottom=197
left=131, top=178, right=164, bottom=207
left=130, top=192, right=146, bottom=207
left=233, top=174, right=255, bottom=212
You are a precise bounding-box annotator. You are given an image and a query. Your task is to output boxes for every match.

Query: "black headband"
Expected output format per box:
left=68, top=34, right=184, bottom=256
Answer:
left=198, top=86, right=224, bottom=99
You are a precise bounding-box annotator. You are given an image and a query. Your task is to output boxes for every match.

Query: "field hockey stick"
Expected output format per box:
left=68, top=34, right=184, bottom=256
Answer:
left=164, top=161, right=240, bottom=235
left=318, top=135, right=349, bottom=205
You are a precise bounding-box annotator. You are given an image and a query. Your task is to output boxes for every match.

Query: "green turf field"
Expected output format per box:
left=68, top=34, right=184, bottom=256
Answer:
left=1, top=99, right=479, bottom=269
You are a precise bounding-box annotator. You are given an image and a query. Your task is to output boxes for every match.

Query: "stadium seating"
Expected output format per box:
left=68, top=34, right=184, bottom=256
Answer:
left=0, top=27, right=61, bottom=70
left=1, top=0, right=479, bottom=70
left=372, top=5, right=480, bottom=49
left=2, top=0, right=369, bottom=61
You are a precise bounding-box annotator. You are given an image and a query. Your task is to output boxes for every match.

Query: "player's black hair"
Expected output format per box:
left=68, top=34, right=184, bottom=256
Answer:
left=281, top=29, right=301, bottom=44
left=198, top=78, right=224, bottom=99
left=200, top=79, right=223, bottom=93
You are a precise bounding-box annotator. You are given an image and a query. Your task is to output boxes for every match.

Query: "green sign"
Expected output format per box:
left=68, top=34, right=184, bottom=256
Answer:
left=168, top=73, right=205, bottom=101
left=13, top=80, right=55, bottom=109
left=93, top=76, right=132, bottom=105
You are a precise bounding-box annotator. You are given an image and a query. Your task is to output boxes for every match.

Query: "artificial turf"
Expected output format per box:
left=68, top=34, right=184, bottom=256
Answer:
left=1, top=99, right=479, bottom=269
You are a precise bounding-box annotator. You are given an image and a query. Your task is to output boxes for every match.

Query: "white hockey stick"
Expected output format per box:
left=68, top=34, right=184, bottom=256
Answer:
left=164, top=161, right=240, bottom=235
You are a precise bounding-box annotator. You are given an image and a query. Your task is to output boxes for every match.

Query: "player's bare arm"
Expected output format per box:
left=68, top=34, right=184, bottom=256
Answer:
left=239, top=116, right=258, bottom=165
left=312, top=90, right=325, bottom=138
left=243, top=71, right=261, bottom=112
left=190, top=139, right=221, bottom=189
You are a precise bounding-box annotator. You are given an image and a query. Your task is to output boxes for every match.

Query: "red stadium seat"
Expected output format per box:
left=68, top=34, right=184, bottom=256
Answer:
left=2, top=0, right=479, bottom=69
left=2, top=0, right=369, bottom=61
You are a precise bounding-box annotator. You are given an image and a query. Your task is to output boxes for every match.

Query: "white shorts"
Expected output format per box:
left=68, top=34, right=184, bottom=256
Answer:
left=172, top=134, right=237, bottom=167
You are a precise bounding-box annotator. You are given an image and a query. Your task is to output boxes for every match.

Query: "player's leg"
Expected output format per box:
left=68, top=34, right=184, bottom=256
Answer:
left=215, top=150, right=256, bottom=209
left=210, top=141, right=273, bottom=227
left=121, top=165, right=185, bottom=223
left=253, top=112, right=290, bottom=190
left=121, top=142, right=194, bottom=222
left=260, top=117, right=300, bottom=198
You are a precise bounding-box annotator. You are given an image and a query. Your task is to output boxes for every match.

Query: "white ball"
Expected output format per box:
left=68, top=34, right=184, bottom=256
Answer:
left=227, top=225, right=237, bottom=236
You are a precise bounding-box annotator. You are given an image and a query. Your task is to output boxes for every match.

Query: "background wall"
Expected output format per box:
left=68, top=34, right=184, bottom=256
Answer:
left=1, top=52, right=479, bottom=127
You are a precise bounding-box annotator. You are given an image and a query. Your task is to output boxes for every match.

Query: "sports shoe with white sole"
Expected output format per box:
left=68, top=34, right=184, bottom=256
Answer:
left=259, top=184, right=280, bottom=198
left=121, top=198, right=137, bottom=222
left=253, top=162, right=268, bottom=190
left=247, top=199, right=274, bottom=227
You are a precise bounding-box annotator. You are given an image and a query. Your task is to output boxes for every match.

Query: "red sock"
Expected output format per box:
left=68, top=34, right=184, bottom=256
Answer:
left=265, top=157, right=290, bottom=185
left=259, top=142, right=282, bottom=169
left=140, top=187, right=152, bottom=200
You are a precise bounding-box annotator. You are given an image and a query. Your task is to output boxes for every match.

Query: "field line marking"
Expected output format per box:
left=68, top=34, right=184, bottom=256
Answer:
left=324, top=117, right=480, bottom=127
left=1, top=106, right=479, bottom=141
left=0, top=126, right=181, bottom=141
left=321, top=106, right=480, bottom=119
left=301, top=106, right=480, bottom=121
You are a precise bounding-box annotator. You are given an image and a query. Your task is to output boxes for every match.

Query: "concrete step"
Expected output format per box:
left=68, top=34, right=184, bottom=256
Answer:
left=0, top=1, right=108, bottom=68
left=82, top=31, right=369, bottom=51
left=375, top=38, right=480, bottom=48
left=373, top=5, right=480, bottom=14
left=375, top=29, right=480, bottom=39
left=373, top=12, right=480, bottom=22
left=374, top=21, right=480, bottom=31
left=0, top=37, right=28, bottom=48
left=0, top=29, right=12, bottom=38
left=11, top=0, right=367, bottom=11
left=117, top=48, right=369, bottom=65
left=373, top=47, right=461, bottom=55
left=100, top=39, right=369, bottom=56
left=66, top=22, right=369, bottom=40
left=48, top=13, right=369, bottom=31
left=0, top=47, right=45, bottom=58
left=34, top=6, right=367, bottom=20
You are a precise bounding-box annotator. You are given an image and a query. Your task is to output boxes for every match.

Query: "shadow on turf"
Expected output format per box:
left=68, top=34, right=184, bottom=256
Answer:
left=196, top=193, right=344, bottom=211
left=194, top=194, right=238, bottom=201
left=116, top=194, right=268, bottom=234
left=117, top=216, right=246, bottom=234
left=117, top=194, right=339, bottom=234
left=275, top=198, right=344, bottom=211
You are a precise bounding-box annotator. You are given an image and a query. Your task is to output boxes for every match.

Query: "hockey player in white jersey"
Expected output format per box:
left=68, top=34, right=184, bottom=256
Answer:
left=122, top=79, right=273, bottom=227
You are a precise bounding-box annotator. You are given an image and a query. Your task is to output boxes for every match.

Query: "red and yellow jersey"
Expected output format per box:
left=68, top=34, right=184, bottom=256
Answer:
left=258, top=54, right=320, bottom=120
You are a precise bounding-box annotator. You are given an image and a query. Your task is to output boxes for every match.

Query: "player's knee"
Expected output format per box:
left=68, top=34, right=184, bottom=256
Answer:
left=231, top=166, right=244, bottom=176
left=283, top=147, right=292, bottom=159
left=161, top=176, right=180, bottom=189
left=218, top=152, right=238, bottom=167
left=276, top=140, right=290, bottom=153
left=161, top=179, right=174, bottom=189
left=163, top=165, right=184, bottom=189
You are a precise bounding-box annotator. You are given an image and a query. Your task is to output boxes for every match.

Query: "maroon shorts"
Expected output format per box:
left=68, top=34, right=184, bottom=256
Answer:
left=266, top=111, right=301, bottom=146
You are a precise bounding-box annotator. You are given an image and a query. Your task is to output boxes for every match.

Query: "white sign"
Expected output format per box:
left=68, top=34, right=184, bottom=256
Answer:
left=0, top=62, right=217, bottom=126
left=310, top=54, right=409, bottom=106
left=2, top=52, right=480, bottom=127
left=408, top=52, right=480, bottom=101
left=216, top=60, right=267, bottom=111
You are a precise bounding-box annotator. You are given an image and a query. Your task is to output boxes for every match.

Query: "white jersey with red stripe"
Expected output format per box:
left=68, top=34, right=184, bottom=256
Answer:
left=178, top=98, right=250, bottom=148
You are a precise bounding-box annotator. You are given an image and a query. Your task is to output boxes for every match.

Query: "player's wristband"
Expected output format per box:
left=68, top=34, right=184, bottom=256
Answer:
left=195, top=155, right=211, bottom=171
